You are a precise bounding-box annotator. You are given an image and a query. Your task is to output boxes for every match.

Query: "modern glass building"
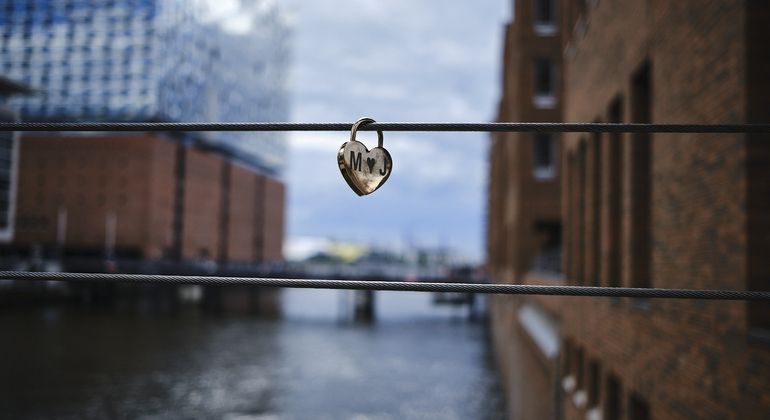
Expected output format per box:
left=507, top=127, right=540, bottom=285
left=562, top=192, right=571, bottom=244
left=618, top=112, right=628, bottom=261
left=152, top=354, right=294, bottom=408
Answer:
left=0, top=76, right=31, bottom=243
left=0, top=0, right=290, bottom=173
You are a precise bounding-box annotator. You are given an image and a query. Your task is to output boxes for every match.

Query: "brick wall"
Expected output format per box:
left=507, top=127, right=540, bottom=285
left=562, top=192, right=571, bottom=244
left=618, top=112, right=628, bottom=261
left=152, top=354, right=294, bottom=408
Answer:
left=488, top=0, right=563, bottom=285
left=14, top=134, right=286, bottom=264
left=147, top=136, right=177, bottom=259
left=227, top=164, right=257, bottom=262
left=558, top=0, right=769, bottom=418
left=261, top=176, right=285, bottom=261
left=15, top=134, right=175, bottom=257
left=181, top=148, right=223, bottom=261
left=488, top=0, right=770, bottom=418
left=487, top=0, right=565, bottom=418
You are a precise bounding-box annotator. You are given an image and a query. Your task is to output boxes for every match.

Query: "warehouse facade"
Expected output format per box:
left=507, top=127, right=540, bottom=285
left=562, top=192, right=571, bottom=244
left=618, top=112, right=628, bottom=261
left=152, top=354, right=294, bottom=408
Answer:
left=14, top=133, right=284, bottom=265
left=487, top=0, right=770, bottom=419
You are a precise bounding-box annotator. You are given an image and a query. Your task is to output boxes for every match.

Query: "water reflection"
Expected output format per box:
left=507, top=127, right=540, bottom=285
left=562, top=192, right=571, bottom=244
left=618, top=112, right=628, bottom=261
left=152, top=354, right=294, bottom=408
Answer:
left=0, top=289, right=504, bottom=419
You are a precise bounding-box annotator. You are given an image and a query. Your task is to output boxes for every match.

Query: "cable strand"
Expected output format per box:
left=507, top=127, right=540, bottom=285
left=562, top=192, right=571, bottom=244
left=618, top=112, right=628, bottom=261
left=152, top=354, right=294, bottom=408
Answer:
left=0, top=271, right=767, bottom=301
left=1, top=122, right=769, bottom=133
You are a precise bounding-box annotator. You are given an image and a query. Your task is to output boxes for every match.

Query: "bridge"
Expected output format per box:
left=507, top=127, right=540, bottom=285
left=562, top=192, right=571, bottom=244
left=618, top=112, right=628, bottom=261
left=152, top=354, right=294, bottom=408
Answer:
left=0, top=256, right=488, bottom=320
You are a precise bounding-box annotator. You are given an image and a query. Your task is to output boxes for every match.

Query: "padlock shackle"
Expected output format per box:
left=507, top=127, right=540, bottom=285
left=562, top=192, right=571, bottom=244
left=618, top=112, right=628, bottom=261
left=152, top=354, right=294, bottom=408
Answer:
left=350, top=117, right=384, bottom=148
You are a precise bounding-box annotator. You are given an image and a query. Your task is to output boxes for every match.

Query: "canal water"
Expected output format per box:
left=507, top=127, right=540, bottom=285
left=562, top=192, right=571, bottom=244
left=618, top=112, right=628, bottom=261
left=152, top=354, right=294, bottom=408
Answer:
left=0, top=288, right=505, bottom=419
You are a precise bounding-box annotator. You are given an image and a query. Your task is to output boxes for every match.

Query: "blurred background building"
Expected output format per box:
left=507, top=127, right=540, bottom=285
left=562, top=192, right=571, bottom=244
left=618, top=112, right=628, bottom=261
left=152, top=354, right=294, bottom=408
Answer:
left=0, top=76, right=32, bottom=245
left=487, top=0, right=563, bottom=293
left=14, top=133, right=285, bottom=265
left=0, top=0, right=290, bottom=268
left=0, top=0, right=290, bottom=171
left=487, top=0, right=770, bottom=419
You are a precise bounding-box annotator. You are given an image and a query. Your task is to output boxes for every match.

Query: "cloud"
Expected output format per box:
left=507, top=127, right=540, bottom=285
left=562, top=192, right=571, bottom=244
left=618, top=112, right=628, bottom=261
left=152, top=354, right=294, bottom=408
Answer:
left=289, top=132, right=344, bottom=152
left=283, top=0, right=509, bottom=262
left=388, top=135, right=467, bottom=187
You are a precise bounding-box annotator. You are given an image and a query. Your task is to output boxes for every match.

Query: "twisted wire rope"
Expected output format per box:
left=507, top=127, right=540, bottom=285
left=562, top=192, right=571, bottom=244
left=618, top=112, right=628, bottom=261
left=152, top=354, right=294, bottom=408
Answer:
left=1, top=271, right=767, bottom=301
left=1, top=121, right=770, bottom=133
left=1, top=121, right=767, bottom=300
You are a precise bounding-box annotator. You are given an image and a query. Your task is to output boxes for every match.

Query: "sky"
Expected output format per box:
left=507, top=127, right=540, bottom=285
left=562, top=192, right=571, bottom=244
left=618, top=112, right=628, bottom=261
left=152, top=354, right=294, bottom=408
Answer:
left=283, top=0, right=510, bottom=263
left=205, top=0, right=511, bottom=263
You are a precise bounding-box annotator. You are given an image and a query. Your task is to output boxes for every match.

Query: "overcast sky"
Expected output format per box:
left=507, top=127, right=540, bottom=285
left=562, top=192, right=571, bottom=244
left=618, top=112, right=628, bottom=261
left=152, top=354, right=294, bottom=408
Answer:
left=281, top=0, right=510, bottom=263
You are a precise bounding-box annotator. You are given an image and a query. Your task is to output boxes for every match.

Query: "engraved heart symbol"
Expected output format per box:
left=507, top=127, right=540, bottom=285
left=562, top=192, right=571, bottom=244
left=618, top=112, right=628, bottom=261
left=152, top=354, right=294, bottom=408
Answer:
left=338, top=140, right=392, bottom=196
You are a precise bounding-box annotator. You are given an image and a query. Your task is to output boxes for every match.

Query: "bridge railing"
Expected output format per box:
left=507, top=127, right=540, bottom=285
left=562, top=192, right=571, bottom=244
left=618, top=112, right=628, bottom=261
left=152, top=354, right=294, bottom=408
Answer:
left=0, top=121, right=769, bottom=301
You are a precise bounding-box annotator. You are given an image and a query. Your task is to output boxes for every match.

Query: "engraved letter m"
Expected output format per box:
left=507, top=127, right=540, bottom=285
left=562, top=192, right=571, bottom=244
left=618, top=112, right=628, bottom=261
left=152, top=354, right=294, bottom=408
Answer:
left=350, top=151, right=362, bottom=171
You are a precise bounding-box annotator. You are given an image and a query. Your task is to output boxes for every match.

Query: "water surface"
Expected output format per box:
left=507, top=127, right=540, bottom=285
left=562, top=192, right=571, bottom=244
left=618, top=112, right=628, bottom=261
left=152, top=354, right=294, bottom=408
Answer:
left=0, top=288, right=504, bottom=419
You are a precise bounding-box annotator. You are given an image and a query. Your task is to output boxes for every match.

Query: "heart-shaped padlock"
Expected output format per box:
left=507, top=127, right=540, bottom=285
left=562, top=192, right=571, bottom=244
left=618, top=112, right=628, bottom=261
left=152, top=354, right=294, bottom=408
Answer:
left=338, top=117, right=392, bottom=196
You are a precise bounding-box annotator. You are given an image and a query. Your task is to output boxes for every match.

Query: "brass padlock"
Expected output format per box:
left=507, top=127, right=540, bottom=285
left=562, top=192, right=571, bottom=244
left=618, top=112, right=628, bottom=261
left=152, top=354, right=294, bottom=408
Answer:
left=337, top=117, right=392, bottom=196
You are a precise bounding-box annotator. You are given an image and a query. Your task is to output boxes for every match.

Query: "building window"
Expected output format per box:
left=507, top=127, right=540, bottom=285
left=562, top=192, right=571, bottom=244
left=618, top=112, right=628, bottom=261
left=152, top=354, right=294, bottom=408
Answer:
left=606, top=98, right=623, bottom=288
left=577, top=140, right=587, bottom=286
left=746, top=0, right=770, bottom=346
left=566, top=153, right=578, bottom=283
left=533, top=58, right=557, bottom=109
left=533, top=133, right=557, bottom=180
left=575, top=347, right=585, bottom=389
left=531, top=221, right=562, bottom=274
left=533, top=0, right=557, bottom=36
left=588, top=360, right=600, bottom=407
left=588, top=130, right=601, bottom=286
left=563, top=339, right=573, bottom=376
left=572, top=347, right=587, bottom=409
left=629, top=61, right=652, bottom=289
left=629, top=395, right=649, bottom=420
left=561, top=339, right=577, bottom=393
left=605, top=374, right=621, bottom=420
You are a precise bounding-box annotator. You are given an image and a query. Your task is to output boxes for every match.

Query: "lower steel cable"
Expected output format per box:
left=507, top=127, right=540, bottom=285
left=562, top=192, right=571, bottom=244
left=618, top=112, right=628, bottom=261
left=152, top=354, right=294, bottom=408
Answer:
left=0, top=271, right=767, bottom=301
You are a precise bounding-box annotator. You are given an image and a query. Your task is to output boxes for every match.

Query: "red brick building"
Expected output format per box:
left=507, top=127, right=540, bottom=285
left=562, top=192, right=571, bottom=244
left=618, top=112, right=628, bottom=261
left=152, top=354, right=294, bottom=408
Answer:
left=14, top=133, right=284, bottom=264
left=488, top=0, right=563, bottom=288
left=487, top=0, right=770, bottom=419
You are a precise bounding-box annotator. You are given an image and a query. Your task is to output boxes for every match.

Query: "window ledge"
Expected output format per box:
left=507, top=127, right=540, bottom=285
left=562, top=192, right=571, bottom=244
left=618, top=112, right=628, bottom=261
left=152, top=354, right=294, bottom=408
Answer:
left=533, top=167, right=557, bottom=181
left=518, top=302, right=561, bottom=360
left=533, top=23, right=558, bottom=37
left=533, top=94, right=557, bottom=109
left=573, top=390, right=587, bottom=409
left=562, top=375, right=576, bottom=393
left=586, top=407, right=602, bottom=420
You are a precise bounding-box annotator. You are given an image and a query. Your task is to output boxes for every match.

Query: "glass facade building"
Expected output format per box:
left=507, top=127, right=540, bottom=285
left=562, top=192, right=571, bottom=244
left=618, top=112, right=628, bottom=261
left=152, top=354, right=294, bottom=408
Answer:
left=0, top=0, right=290, bottom=173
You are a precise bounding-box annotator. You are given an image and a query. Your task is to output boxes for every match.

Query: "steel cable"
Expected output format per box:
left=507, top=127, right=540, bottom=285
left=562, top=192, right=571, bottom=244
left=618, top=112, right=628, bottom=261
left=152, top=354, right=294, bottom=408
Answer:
left=1, top=271, right=768, bottom=301
left=1, top=121, right=767, bottom=301
left=0, top=122, right=769, bottom=133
